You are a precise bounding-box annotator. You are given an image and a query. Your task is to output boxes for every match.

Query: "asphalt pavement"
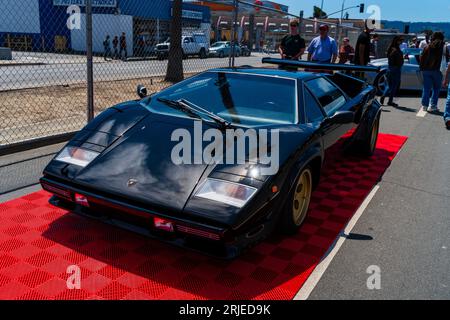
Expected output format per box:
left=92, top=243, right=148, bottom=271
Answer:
left=0, top=53, right=274, bottom=91
left=303, top=96, right=450, bottom=300
left=0, top=94, right=449, bottom=299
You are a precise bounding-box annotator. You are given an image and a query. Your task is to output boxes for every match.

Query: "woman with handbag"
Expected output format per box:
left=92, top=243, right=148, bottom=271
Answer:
left=420, top=32, right=446, bottom=113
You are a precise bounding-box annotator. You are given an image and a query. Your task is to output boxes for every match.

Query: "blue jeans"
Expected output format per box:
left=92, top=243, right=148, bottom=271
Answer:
left=445, top=85, right=450, bottom=122
left=421, top=70, right=443, bottom=108
left=383, top=66, right=402, bottom=103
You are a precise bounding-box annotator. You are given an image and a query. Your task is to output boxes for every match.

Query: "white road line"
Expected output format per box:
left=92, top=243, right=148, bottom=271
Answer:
left=416, top=109, right=428, bottom=118
left=294, top=185, right=381, bottom=300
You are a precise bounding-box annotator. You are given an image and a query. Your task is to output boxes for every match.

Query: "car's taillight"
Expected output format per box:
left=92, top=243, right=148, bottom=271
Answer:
left=177, top=225, right=221, bottom=241
left=74, top=193, right=89, bottom=207
left=154, top=217, right=174, bottom=232
left=41, top=182, right=72, bottom=201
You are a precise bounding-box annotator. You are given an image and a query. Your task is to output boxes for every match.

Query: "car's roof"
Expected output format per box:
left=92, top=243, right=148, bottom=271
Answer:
left=206, top=67, right=319, bottom=81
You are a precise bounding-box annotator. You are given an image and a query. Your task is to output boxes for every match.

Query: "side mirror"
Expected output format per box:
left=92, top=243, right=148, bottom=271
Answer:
left=137, top=84, right=147, bottom=98
left=327, top=111, right=354, bottom=124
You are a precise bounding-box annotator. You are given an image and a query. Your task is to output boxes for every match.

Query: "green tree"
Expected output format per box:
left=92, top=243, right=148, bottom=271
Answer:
left=313, top=6, right=327, bottom=19
left=165, top=0, right=184, bottom=83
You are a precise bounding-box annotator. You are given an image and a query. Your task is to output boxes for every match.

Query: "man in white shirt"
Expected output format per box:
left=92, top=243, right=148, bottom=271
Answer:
left=419, top=35, right=430, bottom=49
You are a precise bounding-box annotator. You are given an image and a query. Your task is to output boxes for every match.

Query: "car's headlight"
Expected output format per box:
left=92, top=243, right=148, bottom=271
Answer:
left=55, top=147, right=100, bottom=168
left=195, top=179, right=257, bottom=208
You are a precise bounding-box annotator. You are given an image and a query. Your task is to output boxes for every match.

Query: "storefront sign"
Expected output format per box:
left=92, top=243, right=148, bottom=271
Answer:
left=53, top=0, right=117, bottom=7
left=181, top=10, right=203, bottom=20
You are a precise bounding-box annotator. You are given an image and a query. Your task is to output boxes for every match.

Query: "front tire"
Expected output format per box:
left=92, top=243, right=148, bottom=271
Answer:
left=279, top=167, right=313, bottom=235
left=199, top=48, right=207, bottom=59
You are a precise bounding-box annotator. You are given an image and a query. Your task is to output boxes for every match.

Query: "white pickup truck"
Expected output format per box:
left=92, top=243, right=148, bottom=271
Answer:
left=156, top=34, right=209, bottom=60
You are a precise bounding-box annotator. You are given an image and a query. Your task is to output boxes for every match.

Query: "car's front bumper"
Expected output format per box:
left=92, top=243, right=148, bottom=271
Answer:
left=40, top=177, right=267, bottom=259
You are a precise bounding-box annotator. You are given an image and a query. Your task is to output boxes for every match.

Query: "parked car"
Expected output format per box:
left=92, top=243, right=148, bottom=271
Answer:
left=367, top=48, right=448, bottom=95
left=209, top=41, right=241, bottom=58
left=155, top=33, right=209, bottom=60
left=40, top=58, right=381, bottom=258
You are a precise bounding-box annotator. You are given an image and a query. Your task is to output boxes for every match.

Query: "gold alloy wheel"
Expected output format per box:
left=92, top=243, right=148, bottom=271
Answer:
left=292, top=169, right=313, bottom=225
left=370, top=119, right=379, bottom=152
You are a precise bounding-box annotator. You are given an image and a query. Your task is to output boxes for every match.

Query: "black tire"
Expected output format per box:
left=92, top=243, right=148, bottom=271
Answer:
left=373, top=70, right=388, bottom=96
left=361, top=115, right=380, bottom=156
left=199, top=48, right=207, bottom=59
left=279, top=166, right=313, bottom=235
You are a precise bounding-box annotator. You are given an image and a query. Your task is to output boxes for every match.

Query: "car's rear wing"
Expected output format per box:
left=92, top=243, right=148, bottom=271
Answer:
left=262, top=58, right=381, bottom=73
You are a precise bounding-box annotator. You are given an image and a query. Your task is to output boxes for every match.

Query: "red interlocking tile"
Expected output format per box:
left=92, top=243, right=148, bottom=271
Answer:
left=0, top=134, right=407, bottom=300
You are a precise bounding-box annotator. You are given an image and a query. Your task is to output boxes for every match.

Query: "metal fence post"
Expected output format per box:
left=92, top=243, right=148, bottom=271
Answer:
left=86, top=0, right=94, bottom=122
left=229, top=0, right=239, bottom=68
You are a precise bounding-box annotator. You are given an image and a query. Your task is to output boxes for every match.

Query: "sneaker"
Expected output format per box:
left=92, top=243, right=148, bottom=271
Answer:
left=422, top=105, right=428, bottom=111
left=427, top=106, right=438, bottom=113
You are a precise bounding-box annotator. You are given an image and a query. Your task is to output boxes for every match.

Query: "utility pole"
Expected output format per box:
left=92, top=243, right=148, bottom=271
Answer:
left=86, top=0, right=94, bottom=122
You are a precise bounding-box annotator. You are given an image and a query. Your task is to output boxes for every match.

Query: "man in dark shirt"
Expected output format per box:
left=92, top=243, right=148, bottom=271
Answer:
left=354, top=20, right=375, bottom=78
left=279, top=19, right=306, bottom=61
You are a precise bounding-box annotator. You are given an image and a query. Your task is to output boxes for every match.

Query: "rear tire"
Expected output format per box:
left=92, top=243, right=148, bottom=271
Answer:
left=361, top=115, right=380, bottom=156
left=279, top=167, right=313, bottom=235
left=374, top=70, right=388, bottom=96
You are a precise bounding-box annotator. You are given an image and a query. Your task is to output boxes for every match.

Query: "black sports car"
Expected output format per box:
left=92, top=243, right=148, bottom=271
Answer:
left=40, top=58, right=381, bottom=258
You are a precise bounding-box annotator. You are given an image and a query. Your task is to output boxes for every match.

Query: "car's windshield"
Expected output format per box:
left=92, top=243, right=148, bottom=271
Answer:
left=147, top=72, right=298, bottom=126
left=211, top=42, right=226, bottom=48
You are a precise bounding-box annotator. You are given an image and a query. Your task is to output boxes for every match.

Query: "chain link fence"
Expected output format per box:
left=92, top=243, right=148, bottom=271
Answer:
left=0, top=0, right=363, bottom=151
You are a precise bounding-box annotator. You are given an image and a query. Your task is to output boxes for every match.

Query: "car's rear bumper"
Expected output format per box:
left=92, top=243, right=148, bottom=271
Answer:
left=40, top=177, right=265, bottom=259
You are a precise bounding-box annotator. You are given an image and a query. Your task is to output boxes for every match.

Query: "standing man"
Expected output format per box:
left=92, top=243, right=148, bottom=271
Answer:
left=119, top=32, right=127, bottom=61
left=279, top=19, right=306, bottom=61
left=442, top=58, right=450, bottom=129
left=354, top=20, right=374, bottom=78
left=370, top=34, right=380, bottom=59
left=307, top=24, right=338, bottom=64
left=103, top=35, right=111, bottom=61
left=112, top=36, right=119, bottom=60
left=338, top=37, right=355, bottom=64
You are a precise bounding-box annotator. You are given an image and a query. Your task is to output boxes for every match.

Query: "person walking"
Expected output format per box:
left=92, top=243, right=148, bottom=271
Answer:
left=420, top=32, right=445, bottom=113
left=380, top=36, right=405, bottom=107
left=119, top=32, right=127, bottom=61
left=112, top=36, right=119, bottom=60
left=103, top=35, right=111, bottom=61
left=279, top=19, right=306, bottom=61
left=307, top=24, right=338, bottom=64
left=442, top=61, right=450, bottom=129
left=338, top=37, right=355, bottom=64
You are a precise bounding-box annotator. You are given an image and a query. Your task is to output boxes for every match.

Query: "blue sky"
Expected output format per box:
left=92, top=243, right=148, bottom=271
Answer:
left=280, top=0, right=450, bottom=22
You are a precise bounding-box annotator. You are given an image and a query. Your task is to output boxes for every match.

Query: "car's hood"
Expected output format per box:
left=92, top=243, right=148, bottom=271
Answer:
left=74, top=117, right=210, bottom=213
left=369, top=58, right=388, bottom=66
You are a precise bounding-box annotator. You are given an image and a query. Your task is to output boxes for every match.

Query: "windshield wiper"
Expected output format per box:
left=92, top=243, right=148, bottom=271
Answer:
left=178, top=98, right=232, bottom=130
left=157, top=97, right=202, bottom=120
left=157, top=97, right=232, bottom=130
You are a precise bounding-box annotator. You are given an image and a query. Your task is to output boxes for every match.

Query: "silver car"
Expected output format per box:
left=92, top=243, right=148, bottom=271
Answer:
left=366, top=48, right=447, bottom=95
